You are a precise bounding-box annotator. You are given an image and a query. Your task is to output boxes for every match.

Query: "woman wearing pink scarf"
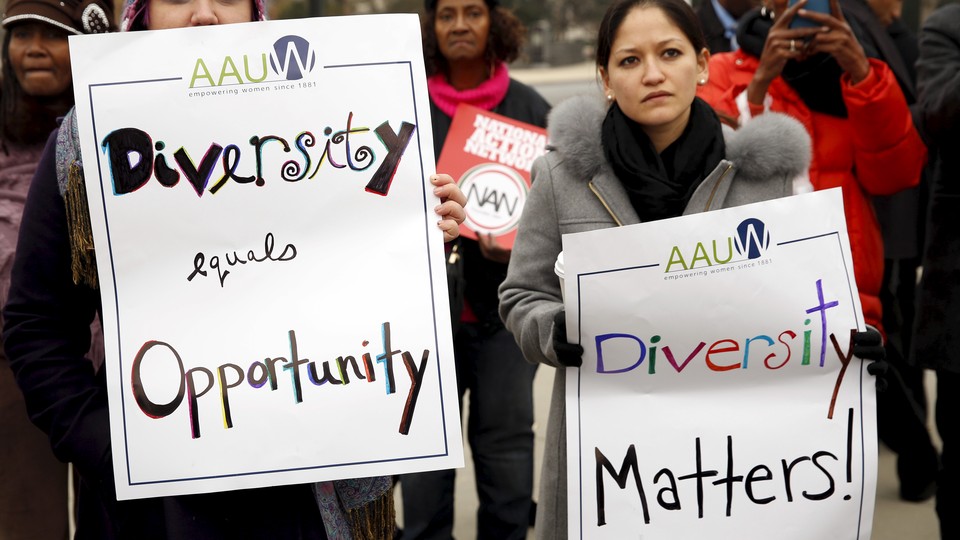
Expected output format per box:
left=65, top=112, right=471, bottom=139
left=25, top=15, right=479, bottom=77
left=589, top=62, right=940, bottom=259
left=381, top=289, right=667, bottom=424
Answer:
left=399, top=1, right=550, bottom=539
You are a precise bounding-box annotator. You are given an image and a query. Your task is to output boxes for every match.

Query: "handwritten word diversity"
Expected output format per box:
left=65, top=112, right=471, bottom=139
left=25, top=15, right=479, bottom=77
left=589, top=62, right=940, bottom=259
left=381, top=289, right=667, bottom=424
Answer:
left=100, top=112, right=415, bottom=197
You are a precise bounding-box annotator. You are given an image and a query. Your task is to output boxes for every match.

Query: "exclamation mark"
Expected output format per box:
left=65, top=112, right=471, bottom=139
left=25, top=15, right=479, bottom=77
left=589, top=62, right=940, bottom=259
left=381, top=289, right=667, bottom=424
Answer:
left=844, top=407, right=853, bottom=501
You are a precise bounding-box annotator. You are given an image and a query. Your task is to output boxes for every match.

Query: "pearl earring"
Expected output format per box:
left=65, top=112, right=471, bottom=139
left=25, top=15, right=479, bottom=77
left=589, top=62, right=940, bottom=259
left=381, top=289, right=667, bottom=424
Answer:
left=607, top=94, right=614, bottom=102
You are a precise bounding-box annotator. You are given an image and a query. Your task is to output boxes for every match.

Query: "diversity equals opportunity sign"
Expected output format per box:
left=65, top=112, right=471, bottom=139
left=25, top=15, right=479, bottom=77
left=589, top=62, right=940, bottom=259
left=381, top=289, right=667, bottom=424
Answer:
left=69, top=14, right=464, bottom=500
left=561, top=189, right=878, bottom=539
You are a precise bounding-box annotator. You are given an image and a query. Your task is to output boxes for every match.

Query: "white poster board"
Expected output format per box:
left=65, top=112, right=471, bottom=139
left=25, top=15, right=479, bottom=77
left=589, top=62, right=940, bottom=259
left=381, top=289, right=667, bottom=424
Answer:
left=562, top=189, right=877, bottom=539
left=69, top=14, right=463, bottom=500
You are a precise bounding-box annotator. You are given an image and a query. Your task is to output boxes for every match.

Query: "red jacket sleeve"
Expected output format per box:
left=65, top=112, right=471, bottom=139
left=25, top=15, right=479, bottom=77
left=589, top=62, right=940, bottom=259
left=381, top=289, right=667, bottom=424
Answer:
left=841, top=59, right=927, bottom=196
left=698, top=53, right=746, bottom=120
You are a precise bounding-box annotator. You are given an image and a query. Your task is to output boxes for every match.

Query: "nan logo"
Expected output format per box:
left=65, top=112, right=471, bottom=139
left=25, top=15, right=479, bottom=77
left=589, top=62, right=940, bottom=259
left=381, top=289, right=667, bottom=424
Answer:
left=459, top=163, right=529, bottom=237
left=734, top=218, right=771, bottom=260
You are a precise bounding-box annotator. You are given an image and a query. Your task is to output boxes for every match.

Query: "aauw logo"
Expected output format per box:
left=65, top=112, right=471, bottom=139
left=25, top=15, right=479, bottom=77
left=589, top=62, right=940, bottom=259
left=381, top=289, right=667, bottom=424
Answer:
left=269, top=35, right=316, bottom=81
left=734, top=218, right=771, bottom=260
left=665, top=217, right=772, bottom=272
left=189, top=35, right=317, bottom=88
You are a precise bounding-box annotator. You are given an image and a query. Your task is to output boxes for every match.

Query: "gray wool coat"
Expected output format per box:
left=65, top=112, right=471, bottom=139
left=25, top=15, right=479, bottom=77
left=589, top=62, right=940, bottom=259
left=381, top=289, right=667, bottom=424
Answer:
left=498, top=95, right=812, bottom=540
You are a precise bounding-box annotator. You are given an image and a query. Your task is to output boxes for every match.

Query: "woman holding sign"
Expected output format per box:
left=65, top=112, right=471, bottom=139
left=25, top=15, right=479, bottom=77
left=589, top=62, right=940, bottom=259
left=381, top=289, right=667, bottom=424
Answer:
left=399, top=1, right=550, bottom=539
left=0, top=0, right=466, bottom=538
left=497, top=0, right=843, bottom=536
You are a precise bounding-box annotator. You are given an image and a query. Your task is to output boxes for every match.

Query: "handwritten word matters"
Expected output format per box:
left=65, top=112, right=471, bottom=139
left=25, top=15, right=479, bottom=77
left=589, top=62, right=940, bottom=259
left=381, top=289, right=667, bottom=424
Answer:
left=594, top=409, right=858, bottom=528
left=131, top=322, right=428, bottom=439
left=100, top=112, right=415, bottom=198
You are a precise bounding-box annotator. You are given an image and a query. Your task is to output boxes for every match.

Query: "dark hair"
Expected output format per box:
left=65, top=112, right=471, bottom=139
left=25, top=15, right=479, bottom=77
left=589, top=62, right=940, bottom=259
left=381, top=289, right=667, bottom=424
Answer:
left=422, top=5, right=526, bottom=77
left=0, top=30, right=74, bottom=148
left=596, top=0, right=707, bottom=70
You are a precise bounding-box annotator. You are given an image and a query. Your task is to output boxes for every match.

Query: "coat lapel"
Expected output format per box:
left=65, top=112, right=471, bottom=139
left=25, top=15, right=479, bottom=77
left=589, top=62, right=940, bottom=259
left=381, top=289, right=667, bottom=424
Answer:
left=589, top=169, right=641, bottom=226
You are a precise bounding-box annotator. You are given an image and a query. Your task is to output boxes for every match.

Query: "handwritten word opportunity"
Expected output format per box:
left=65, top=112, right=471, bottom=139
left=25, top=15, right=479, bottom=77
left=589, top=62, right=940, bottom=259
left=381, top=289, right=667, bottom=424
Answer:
left=100, top=112, right=415, bottom=198
left=131, top=322, right=429, bottom=439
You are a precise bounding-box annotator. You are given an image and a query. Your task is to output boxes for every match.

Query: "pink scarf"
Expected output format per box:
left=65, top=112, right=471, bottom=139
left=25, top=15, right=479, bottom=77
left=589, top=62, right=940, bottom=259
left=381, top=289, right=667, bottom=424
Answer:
left=427, top=62, right=511, bottom=117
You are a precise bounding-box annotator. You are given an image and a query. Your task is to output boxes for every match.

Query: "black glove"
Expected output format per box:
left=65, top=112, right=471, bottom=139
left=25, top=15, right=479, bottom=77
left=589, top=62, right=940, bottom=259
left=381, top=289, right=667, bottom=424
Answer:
left=853, top=327, right=888, bottom=392
left=552, top=310, right=583, bottom=368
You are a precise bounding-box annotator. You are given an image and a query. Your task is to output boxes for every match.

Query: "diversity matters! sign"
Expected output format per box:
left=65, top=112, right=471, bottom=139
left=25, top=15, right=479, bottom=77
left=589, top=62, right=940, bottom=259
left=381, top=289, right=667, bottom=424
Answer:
left=436, top=104, right=547, bottom=248
left=561, top=189, right=877, bottom=539
left=69, top=15, right=463, bottom=499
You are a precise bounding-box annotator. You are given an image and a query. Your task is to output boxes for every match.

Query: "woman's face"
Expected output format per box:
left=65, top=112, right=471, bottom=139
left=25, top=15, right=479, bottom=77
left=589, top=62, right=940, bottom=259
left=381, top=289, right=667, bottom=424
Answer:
left=7, top=22, right=72, bottom=97
left=434, top=0, right=491, bottom=65
left=148, top=0, right=253, bottom=30
left=600, top=6, right=708, bottom=141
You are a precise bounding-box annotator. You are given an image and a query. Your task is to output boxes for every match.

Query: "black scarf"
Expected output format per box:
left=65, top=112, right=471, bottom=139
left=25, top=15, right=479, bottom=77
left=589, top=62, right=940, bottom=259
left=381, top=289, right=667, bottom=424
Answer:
left=736, top=7, right=877, bottom=117
left=601, top=97, right=726, bottom=223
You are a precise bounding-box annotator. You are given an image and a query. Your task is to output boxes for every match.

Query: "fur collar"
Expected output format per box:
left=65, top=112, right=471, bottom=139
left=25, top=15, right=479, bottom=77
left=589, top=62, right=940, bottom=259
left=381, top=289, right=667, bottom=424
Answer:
left=546, top=94, right=811, bottom=185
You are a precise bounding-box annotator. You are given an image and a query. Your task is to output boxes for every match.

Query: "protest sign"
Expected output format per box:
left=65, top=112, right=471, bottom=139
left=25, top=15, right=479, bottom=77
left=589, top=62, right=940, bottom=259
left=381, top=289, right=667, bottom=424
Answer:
left=68, top=14, right=463, bottom=500
left=561, top=189, right=877, bottom=539
left=436, top=104, right=547, bottom=248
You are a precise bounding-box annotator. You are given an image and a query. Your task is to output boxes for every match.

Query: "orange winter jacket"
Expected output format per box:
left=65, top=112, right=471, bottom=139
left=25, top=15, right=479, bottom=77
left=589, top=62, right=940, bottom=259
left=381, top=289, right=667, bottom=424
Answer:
left=697, top=54, right=926, bottom=334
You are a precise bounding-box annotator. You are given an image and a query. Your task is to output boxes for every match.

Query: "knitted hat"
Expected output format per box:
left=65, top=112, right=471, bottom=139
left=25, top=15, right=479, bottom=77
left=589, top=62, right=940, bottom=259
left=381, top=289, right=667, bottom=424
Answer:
left=2, top=0, right=116, bottom=34
left=119, top=0, right=268, bottom=31
left=424, top=0, right=500, bottom=11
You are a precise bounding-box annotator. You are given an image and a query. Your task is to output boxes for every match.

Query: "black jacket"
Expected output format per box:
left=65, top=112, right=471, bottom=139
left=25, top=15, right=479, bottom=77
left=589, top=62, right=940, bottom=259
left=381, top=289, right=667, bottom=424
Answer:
left=431, top=78, right=550, bottom=333
left=912, top=4, right=960, bottom=373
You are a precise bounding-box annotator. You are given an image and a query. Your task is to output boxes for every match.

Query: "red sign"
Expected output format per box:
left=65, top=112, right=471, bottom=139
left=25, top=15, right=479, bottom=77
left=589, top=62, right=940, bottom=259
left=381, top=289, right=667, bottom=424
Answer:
left=436, top=103, right=547, bottom=249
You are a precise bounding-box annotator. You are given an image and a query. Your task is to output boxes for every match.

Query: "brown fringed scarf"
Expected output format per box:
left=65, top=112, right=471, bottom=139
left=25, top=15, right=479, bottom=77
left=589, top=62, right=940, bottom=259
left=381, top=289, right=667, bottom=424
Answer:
left=63, top=161, right=98, bottom=287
